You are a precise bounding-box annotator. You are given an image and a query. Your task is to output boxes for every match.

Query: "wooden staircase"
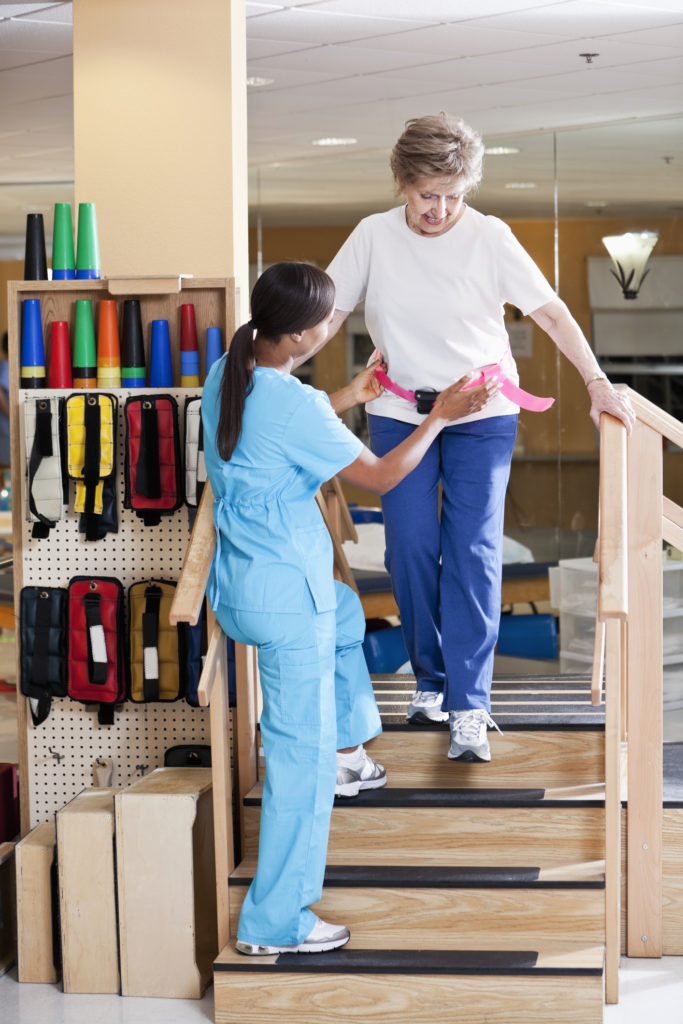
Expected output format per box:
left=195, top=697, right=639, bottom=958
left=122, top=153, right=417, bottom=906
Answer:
left=214, top=720, right=606, bottom=1024
left=168, top=387, right=683, bottom=1023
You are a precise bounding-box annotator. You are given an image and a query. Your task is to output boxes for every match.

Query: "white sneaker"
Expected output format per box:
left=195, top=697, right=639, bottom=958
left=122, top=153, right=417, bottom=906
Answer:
left=335, top=745, right=387, bottom=798
left=236, top=916, right=350, bottom=955
left=448, top=709, right=503, bottom=763
left=407, top=689, right=449, bottom=725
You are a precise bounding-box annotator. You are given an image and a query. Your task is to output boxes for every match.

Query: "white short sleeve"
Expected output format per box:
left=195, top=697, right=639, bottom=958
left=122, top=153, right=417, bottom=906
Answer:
left=496, top=221, right=557, bottom=315
left=326, top=220, right=371, bottom=312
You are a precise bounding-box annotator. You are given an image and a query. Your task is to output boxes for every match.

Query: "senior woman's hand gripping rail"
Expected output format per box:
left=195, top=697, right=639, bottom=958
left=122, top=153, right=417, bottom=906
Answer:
left=320, top=111, right=634, bottom=767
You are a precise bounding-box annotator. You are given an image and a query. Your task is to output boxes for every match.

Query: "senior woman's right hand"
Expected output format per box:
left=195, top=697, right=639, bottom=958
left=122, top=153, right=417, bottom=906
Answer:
left=432, top=373, right=501, bottom=423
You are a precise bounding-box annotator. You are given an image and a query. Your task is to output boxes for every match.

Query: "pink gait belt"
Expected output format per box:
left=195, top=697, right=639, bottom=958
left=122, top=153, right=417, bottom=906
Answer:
left=374, top=364, right=554, bottom=414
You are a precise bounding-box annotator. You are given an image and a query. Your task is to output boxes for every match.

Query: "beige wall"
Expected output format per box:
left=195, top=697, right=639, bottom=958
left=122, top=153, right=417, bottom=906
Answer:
left=73, top=0, right=248, bottom=317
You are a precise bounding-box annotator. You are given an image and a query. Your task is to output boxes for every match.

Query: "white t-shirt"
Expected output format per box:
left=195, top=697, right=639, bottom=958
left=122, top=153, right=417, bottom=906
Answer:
left=326, top=204, right=557, bottom=426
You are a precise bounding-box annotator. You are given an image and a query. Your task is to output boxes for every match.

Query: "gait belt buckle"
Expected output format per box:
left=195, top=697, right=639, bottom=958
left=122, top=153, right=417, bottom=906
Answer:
left=414, top=387, right=440, bottom=414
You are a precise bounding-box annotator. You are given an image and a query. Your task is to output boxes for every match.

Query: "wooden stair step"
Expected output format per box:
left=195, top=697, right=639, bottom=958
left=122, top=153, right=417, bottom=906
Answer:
left=214, top=943, right=604, bottom=1024
left=244, top=787, right=605, bottom=865
left=364, top=726, right=604, bottom=788
left=228, top=861, right=606, bottom=949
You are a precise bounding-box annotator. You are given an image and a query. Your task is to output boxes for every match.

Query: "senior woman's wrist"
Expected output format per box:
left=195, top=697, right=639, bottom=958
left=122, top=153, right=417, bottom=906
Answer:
left=585, top=372, right=610, bottom=389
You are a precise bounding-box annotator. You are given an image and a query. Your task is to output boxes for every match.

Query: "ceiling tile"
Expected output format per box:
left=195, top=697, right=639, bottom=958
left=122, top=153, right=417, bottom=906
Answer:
left=248, top=41, right=443, bottom=74
left=0, top=16, right=72, bottom=53
left=349, top=22, right=573, bottom=57
left=474, top=0, right=683, bottom=37
left=245, top=7, right=430, bottom=45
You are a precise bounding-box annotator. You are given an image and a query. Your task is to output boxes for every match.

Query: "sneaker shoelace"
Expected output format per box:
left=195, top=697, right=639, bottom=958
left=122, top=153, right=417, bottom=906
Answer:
left=455, top=709, right=503, bottom=744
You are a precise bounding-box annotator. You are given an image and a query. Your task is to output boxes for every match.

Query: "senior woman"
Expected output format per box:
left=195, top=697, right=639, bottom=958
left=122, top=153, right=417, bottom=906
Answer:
left=320, top=113, right=634, bottom=764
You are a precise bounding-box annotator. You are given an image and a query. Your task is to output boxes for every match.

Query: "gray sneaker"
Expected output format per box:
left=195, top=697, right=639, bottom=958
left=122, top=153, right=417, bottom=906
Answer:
left=448, top=709, right=503, bottom=763
left=236, top=916, right=350, bottom=955
left=335, top=746, right=387, bottom=798
left=406, top=689, right=449, bottom=724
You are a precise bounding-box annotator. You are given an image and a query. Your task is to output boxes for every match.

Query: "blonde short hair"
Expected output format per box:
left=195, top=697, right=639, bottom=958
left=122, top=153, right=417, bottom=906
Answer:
left=390, top=113, right=484, bottom=193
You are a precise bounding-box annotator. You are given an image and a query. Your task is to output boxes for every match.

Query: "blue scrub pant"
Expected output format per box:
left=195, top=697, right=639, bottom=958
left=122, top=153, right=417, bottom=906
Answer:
left=368, top=413, right=517, bottom=712
left=215, top=580, right=381, bottom=946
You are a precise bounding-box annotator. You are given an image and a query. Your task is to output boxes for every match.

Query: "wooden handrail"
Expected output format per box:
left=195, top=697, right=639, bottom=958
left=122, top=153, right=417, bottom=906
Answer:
left=197, top=619, right=225, bottom=708
left=663, top=496, right=683, bottom=552
left=169, top=483, right=216, bottom=626
left=626, top=387, right=683, bottom=449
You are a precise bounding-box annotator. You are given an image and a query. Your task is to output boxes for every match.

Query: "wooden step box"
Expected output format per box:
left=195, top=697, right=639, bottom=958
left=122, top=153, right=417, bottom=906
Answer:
left=115, top=767, right=217, bottom=999
left=15, top=822, right=58, bottom=983
left=56, top=788, right=120, bottom=994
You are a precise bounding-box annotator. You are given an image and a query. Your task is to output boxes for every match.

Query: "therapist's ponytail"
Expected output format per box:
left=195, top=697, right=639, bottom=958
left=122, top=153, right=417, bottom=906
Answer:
left=217, top=262, right=335, bottom=461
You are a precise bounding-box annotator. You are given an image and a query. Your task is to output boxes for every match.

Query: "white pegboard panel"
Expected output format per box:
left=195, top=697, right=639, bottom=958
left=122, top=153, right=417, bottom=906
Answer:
left=27, top=700, right=212, bottom=826
left=18, top=387, right=219, bottom=828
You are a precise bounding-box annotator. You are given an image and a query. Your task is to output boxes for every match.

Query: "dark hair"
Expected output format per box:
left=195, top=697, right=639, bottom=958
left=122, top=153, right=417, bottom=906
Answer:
left=216, top=261, right=335, bottom=461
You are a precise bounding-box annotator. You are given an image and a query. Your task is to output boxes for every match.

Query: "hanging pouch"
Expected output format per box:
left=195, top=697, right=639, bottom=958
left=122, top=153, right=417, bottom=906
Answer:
left=185, top=597, right=208, bottom=708
left=65, top=393, right=118, bottom=541
left=20, top=586, right=68, bottom=725
left=184, top=397, right=206, bottom=508
left=24, top=396, right=64, bottom=539
left=67, top=576, right=126, bottom=725
left=124, top=395, right=183, bottom=526
left=128, top=579, right=188, bottom=702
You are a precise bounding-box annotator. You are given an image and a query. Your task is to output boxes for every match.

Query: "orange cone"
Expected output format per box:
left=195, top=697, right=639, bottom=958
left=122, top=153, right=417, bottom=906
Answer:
left=97, top=300, right=121, bottom=388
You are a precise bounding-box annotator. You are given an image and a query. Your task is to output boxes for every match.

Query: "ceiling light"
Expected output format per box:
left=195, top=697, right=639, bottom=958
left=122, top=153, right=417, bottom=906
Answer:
left=601, top=231, right=658, bottom=300
left=247, top=76, right=274, bottom=87
left=504, top=182, right=537, bottom=190
left=311, top=137, right=357, bottom=147
left=586, top=200, right=608, bottom=208
left=484, top=147, right=520, bottom=156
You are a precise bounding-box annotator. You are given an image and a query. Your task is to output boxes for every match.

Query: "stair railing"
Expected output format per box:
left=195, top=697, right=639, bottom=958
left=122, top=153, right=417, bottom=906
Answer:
left=597, top=387, right=683, bottom=1004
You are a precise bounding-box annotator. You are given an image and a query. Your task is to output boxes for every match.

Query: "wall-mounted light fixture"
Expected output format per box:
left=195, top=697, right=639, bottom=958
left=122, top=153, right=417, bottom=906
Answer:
left=601, top=231, right=659, bottom=299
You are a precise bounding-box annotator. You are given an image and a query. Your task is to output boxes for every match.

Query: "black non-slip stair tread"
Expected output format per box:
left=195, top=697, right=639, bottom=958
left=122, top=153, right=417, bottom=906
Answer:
left=244, top=786, right=605, bottom=809
left=229, top=864, right=605, bottom=889
left=215, top=947, right=603, bottom=976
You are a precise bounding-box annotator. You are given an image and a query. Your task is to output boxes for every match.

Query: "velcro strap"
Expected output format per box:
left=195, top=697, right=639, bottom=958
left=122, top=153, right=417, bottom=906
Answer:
left=82, top=397, right=102, bottom=515
left=142, top=585, right=162, bottom=701
left=136, top=400, right=162, bottom=499
left=28, top=400, right=56, bottom=534
left=82, top=592, right=108, bottom=685
left=29, top=591, right=53, bottom=690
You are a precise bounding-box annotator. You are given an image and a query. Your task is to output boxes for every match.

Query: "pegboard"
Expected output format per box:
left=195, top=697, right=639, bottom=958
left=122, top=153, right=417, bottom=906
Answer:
left=18, top=387, right=214, bottom=828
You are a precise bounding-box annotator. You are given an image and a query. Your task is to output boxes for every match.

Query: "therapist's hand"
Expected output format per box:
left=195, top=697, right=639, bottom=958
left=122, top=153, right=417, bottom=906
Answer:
left=349, top=360, right=385, bottom=405
left=431, top=373, right=500, bottom=425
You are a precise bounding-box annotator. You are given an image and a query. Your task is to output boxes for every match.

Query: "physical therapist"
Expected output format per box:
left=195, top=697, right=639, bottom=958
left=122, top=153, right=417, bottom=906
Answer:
left=202, top=261, right=499, bottom=956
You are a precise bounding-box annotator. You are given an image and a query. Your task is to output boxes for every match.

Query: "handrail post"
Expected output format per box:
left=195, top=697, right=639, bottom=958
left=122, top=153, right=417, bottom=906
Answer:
left=598, top=413, right=628, bottom=1003
left=625, top=417, right=663, bottom=957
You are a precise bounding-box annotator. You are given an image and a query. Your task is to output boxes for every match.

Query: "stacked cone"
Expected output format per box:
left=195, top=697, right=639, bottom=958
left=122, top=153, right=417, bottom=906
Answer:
left=73, top=300, right=97, bottom=388
left=52, top=203, right=76, bottom=280
left=205, top=327, right=223, bottom=376
left=121, top=300, right=146, bottom=387
left=75, top=202, right=101, bottom=280
left=180, top=304, right=200, bottom=386
left=20, top=299, right=46, bottom=388
left=97, top=300, right=121, bottom=388
left=24, top=214, right=48, bottom=281
left=149, top=320, right=174, bottom=387
left=48, top=321, right=73, bottom=389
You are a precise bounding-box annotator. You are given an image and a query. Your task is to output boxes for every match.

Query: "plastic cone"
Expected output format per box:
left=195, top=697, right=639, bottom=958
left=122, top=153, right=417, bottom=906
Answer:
left=97, top=300, right=121, bottom=388
left=149, top=320, right=174, bottom=387
left=24, top=214, right=48, bottom=281
left=52, top=202, right=76, bottom=280
left=48, top=321, right=73, bottom=388
left=73, top=300, right=97, bottom=388
left=179, top=303, right=200, bottom=387
left=121, top=299, right=146, bottom=387
left=75, top=202, right=101, bottom=280
left=205, top=327, right=223, bottom=376
left=20, top=299, right=46, bottom=388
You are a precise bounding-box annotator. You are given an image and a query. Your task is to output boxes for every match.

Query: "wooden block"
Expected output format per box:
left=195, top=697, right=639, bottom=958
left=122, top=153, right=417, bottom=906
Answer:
left=0, top=841, right=16, bottom=977
left=116, top=767, right=217, bottom=999
left=57, top=788, right=120, bottom=994
left=16, top=822, right=58, bottom=983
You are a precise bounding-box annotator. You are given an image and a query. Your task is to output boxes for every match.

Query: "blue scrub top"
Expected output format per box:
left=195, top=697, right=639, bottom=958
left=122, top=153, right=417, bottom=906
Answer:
left=202, top=357, right=364, bottom=613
